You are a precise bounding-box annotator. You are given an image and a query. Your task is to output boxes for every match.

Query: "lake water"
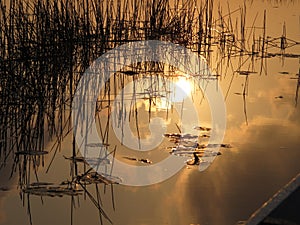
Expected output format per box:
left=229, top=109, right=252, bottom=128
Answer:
left=0, top=0, right=299, bottom=225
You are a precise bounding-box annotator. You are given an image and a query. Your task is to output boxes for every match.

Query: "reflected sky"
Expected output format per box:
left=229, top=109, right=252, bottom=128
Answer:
left=105, top=70, right=300, bottom=225
left=1, top=53, right=299, bottom=225
left=104, top=58, right=300, bottom=224
left=0, top=1, right=299, bottom=225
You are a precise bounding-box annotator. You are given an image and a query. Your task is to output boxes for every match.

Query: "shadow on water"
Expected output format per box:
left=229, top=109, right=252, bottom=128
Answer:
left=0, top=0, right=299, bottom=224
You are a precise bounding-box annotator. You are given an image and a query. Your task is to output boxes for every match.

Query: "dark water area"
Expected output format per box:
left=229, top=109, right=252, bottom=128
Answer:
left=0, top=0, right=299, bottom=225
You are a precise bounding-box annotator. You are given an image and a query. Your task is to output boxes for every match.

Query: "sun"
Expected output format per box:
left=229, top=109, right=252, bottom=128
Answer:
left=176, top=76, right=192, bottom=95
left=152, top=75, right=194, bottom=110
left=171, top=76, right=193, bottom=102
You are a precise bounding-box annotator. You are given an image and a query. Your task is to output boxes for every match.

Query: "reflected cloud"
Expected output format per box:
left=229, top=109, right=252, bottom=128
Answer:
left=184, top=68, right=300, bottom=225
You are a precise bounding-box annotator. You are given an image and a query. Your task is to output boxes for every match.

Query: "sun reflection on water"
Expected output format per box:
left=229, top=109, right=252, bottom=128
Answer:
left=171, top=76, right=193, bottom=102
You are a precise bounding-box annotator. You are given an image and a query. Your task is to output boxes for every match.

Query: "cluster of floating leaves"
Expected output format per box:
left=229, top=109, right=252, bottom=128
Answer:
left=77, top=172, right=122, bottom=185
left=164, top=126, right=232, bottom=166
left=23, top=183, right=82, bottom=198
left=17, top=152, right=120, bottom=195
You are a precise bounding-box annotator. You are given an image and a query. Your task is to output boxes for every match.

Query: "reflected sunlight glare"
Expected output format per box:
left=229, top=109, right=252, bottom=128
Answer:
left=171, top=76, right=193, bottom=102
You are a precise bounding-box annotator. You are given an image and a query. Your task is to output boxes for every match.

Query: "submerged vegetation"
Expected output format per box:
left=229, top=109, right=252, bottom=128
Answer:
left=0, top=0, right=299, bottom=224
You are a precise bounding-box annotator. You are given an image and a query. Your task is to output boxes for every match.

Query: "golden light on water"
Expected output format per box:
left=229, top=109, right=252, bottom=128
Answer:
left=151, top=76, right=194, bottom=110
left=176, top=77, right=192, bottom=96
left=171, top=76, right=193, bottom=102
left=1, top=0, right=300, bottom=224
